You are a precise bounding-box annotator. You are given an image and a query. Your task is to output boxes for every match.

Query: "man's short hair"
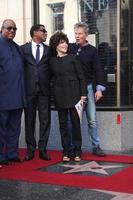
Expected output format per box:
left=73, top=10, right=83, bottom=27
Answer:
left=30, top=24, right=46, bottom=37
left=74, top=22, right=89, bottom=34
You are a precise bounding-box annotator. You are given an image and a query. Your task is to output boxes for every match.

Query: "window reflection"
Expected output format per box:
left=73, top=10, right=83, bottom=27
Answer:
left=120, top=0, right=133, bottom=106
left=42, top=0, right=133, bottom=108
left=80, top=0, right=117, bottom=106
left=48, top=3, right=64, bottom=32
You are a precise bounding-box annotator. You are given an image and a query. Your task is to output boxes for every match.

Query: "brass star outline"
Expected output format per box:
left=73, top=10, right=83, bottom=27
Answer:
left=61, top=161, right=124, bottom=175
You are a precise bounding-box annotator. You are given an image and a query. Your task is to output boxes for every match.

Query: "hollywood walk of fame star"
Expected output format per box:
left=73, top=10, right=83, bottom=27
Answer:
left=93, top=189, right=133, bottom=200
left=60, top=161, right=124, bottom=175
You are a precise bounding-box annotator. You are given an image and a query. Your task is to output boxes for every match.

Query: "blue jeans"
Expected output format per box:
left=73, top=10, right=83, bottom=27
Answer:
left=85, top=84, right=100, bottom=149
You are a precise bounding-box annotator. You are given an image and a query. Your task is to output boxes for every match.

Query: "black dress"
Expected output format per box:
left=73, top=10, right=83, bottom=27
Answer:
left=49, top=54, right=86, bottom=110
left=49, top=54, right=86, bottom=156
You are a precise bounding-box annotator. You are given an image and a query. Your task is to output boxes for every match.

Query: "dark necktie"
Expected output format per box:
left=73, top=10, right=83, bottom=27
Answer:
left=36, top=44, right=40, bottom=64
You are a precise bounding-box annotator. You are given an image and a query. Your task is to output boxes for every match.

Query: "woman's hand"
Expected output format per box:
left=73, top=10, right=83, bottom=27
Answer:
left=80, top=96, right=87, bottom=103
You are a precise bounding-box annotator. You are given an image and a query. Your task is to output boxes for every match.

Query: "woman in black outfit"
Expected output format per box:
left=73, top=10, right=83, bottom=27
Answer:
left=49, top=32, right=86, bottom=162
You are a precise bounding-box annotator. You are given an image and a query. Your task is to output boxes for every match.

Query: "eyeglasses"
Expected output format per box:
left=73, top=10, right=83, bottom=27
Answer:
left=3, top=26, right=17, bottom=31
left=39, top=29, right=47, bottom=33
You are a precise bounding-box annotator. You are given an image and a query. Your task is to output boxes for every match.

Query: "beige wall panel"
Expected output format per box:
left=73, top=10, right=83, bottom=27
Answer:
left=15, top=18, right=32, bottom=44
left=0, top=0, right=32, bottom=44
left=45, top=0, right=65, bottom=3
left=23, top=19, right=32, bottom=43
left=24, top=0, right=32, bottom=19
left=40, top=0, right=52, bottom=41
left=64, top=0, right=79, bottom=42
left=7, top=0, right=23, bottom=18
left=21, top=0, right=32, bottom=44
left=14, top=19, right=24, bottom=44
left=0, top=0, right=8, bottom=21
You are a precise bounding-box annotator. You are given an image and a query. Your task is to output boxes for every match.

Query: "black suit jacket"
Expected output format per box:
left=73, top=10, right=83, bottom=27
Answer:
left=21, top=42, right=50, bottom=96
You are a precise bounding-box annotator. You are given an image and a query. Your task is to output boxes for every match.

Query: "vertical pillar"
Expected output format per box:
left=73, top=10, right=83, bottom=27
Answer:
left=33, top=0, right=40, bottom=24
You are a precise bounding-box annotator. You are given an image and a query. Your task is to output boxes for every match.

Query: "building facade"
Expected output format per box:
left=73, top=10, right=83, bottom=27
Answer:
left=0, top=0, right=133, bottom=151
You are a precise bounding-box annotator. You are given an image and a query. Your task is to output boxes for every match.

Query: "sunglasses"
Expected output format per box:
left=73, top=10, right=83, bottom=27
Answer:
left=4, top=26, right=17, bottom=31
left=39, top=29, right=47, bottom=33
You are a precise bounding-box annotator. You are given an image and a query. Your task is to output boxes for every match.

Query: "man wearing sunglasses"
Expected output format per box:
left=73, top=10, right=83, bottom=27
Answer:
left=0, top=19, right=26, bottom=165
left=21, top=24, right=51, bottom=161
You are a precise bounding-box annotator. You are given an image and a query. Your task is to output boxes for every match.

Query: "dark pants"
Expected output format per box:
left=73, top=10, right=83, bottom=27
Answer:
left=0, top=109, right=22, bottom=161
left=58, top=107, right=82, bottom=156
left=24, top=91, right=50, bottom=153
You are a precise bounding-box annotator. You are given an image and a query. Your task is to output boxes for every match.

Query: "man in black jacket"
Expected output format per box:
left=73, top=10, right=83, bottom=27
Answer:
left=21, top=24, right=51, bottom=161
left=69, top=22, right=106, bottom=156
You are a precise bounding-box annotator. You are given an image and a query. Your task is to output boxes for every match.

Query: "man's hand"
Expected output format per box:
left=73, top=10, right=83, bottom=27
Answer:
left=95, top=91, right=103, bottom=102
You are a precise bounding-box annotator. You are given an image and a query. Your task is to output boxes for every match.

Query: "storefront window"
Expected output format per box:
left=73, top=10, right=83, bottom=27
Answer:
left=120, top=0, right=133, bottom=106
left=39, top=0, right=133, bottom=108
left=80, top=0, right=117, bottom=106
left=49, top=3, right=64, bottom=32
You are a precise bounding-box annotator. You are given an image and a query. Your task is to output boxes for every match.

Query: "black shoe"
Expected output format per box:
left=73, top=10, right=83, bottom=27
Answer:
left=39, top=151, right=51, bottom=161
left=25, top=152, right=34, bottom=161
left=93, top=146, right=106, bottom=157
left=0, top=160, right=10, bottom=165
left=8, top=157, right=22, bottom=163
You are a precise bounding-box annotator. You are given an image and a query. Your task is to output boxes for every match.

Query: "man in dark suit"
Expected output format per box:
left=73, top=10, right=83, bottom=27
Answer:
left=0, top=19, right=26, bottom=165
left=21, top=24, right=51, bottom=161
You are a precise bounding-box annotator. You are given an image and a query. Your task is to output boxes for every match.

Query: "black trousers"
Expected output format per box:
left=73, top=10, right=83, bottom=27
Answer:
left=58, top=107, right=82, bottom=156
left=0, top=109, right=22, bottom=161
left=24, top=90, right=50, bottom=153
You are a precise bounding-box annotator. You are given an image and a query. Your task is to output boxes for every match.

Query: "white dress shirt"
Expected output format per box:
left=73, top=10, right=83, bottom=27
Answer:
left=32, top=40, right=44, bottom=61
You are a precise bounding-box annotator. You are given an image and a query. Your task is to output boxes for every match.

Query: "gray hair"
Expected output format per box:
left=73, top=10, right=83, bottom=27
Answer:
left=74, top=22, right=89, bottom=34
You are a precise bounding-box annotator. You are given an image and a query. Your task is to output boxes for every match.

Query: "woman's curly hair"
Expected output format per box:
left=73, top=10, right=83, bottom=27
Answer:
left=49, top=31, right=69, bottom=56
